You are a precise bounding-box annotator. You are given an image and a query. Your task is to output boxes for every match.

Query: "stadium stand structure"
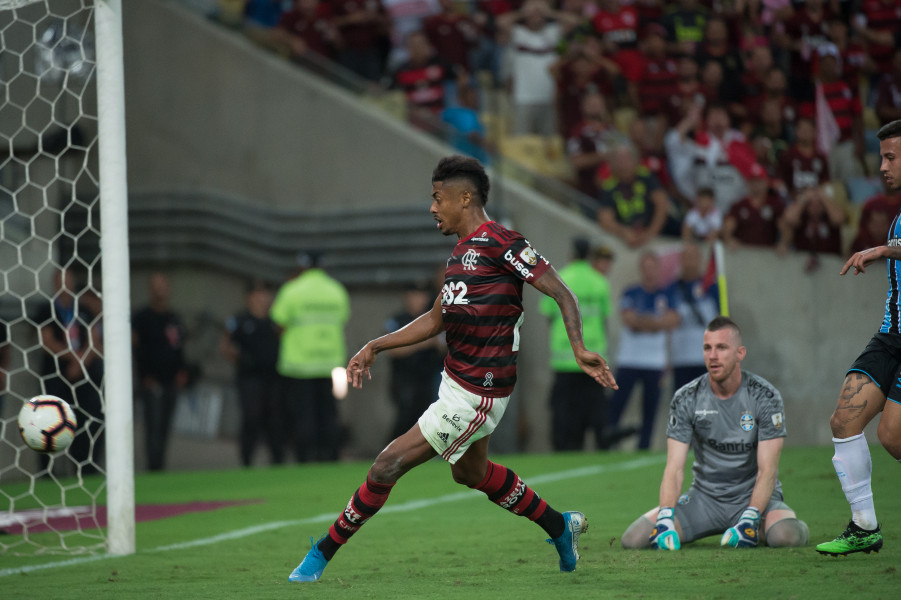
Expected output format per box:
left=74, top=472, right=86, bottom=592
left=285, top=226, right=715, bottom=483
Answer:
left=61, top=189, right=455, bottom=286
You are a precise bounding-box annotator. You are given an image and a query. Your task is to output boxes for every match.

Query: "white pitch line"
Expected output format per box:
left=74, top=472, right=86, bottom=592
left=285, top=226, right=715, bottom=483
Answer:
left=0, top=454, right=663, bottom=578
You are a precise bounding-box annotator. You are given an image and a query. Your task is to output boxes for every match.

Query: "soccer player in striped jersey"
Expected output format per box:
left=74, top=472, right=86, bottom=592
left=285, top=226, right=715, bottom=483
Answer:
left=817, top=119, right=901, bottom=556
left=289, top=156, right=619, bottom=582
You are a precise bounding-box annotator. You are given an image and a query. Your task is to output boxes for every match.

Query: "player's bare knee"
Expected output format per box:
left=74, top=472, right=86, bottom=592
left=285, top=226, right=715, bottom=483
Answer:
left=369, top=451, right=405, bottom=484
left=621, top=516, right=654, bottom=549
left=451, top=463, right=483, bottom=487
left=764, top=518, right=809, bottom=548
left=829, top=409, right=847, bottom=437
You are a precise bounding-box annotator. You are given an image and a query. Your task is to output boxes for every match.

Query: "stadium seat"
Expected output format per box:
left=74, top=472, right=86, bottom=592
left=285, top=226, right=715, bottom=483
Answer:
left=363, top=91, right=408, bottom=122
left=499, top=135, right=573, bottom=180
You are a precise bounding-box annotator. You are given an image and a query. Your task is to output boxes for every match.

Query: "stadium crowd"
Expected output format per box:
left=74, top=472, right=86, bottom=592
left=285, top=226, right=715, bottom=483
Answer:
left=215, top=0, right=901, bottom=260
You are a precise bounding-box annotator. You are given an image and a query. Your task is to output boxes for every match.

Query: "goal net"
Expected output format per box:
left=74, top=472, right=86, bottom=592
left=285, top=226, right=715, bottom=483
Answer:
left=0, top=0, right=134, bottom=557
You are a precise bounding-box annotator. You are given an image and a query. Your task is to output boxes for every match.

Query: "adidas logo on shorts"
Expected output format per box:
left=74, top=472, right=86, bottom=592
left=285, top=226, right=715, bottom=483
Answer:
left=437, top=432, right=449, bottom=444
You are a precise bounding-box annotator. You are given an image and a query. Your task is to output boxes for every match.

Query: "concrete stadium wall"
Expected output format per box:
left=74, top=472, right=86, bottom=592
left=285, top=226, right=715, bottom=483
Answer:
left=120, top=0, right=886, bottom=461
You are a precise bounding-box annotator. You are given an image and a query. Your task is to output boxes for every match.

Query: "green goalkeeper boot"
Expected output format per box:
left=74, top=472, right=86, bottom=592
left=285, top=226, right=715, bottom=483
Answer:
left=816, top=521, right=883, bottom=556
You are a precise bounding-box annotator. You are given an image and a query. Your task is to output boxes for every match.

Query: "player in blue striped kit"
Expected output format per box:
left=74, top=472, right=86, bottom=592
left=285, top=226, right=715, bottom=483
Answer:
left=817, top=120, right=901, bottom=556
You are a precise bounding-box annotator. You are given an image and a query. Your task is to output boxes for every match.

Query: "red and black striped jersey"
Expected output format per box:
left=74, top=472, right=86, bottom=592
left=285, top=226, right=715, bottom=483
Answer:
left=441, top=221, right=550, bottom=397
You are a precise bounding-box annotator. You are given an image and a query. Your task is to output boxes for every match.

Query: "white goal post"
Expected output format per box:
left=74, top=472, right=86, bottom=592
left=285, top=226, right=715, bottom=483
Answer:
left=95, top=0, right=134, bottom=557
left=0, top=0, right=134, bottom=556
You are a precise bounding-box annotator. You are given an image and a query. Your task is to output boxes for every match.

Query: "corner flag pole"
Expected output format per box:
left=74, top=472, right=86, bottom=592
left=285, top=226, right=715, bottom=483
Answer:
left=713, top=240, right=729, bottom=317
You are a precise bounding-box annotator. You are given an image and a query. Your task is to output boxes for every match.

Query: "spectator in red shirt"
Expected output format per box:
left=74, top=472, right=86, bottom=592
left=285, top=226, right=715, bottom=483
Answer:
left=628, top=116, right=683, bottom=208
left=390, top=30, right=463, bottom=127
left=422, top=0, right=480, bottom=73
left=777, top=116, right=830, bottom=198
left=382, top=0, right=441, bottom=70
left=851, top=188, right=901, bottom=253
left=800, top=42, right=865, bottom=183
left=735, top=44, right=773, bottom=131
left=328, top=0, right=390, bottom=81
left=775, top=0, right=833, bottom=102
left=592, top=0, right=641, bottom=82
left=693, top=16, right=744, bottom=103
left=852, top=0, right=901, bottom=79
left=276, top=0, right=339, bottom=60
left=551, top=35, right=619, bottom=138
left=778, top=185, right=846, bottom=262
left=826, top=16, right=868, bottom=97
left=722, top=163, right=785, bottom=249
left=565, top=90, right=621, bottom=198
left=698, top=59, right=726, bottom=108
left=632, top=0, right=664, bottom=24
left=852, top=209, right=893, bottom=255
left=664, top=54, right=716, bottom=125
left=744, top=67, right=799, bottom=135
left=874, top=47, right=901, bottom=127
left=631, top=23, right=679, bottom=120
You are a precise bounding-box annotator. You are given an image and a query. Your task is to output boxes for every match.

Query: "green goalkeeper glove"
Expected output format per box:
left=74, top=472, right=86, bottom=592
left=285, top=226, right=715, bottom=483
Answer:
left=721, top=507, right=761, bottom=548
left=650, top=507, right=680, bottom=550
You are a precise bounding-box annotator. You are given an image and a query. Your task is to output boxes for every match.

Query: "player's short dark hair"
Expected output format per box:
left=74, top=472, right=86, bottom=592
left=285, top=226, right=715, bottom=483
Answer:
left=706, top=316, right=741, bottom=342
left=432, top=155, right=490, bottom=206
left=876, top=120, right=901, bottom=142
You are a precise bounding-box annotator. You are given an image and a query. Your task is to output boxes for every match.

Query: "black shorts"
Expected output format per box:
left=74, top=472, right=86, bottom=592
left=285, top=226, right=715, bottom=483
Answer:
left=847, top=332, right=901, bottom=405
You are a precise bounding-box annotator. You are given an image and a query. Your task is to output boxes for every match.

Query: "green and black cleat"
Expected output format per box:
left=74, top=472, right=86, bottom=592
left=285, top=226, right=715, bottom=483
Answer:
left=816, top=521, right=883, bottom=557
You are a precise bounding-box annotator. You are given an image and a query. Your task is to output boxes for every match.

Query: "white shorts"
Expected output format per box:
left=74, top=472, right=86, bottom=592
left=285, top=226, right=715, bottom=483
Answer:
left=418, top=370, right=510, bottom=464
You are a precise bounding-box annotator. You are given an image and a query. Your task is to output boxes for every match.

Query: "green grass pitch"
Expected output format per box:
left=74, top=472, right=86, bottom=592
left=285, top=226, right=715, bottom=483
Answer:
left=1, top=446, right=898, bottom=599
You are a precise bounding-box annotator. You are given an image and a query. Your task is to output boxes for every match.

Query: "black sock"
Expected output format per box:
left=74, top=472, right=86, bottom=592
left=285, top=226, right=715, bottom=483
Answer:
left=317, top=535, right=341, bottom=561
left=536, top=506, right=565, bottom=539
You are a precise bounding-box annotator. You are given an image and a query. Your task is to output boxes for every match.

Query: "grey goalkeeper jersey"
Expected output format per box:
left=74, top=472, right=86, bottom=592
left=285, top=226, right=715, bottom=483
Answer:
left=667, top=371, right=786, bottom=503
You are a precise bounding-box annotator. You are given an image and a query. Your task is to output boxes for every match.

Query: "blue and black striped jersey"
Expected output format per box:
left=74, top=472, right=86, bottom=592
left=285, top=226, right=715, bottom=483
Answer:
left=880, top=212, right=901, bottom=334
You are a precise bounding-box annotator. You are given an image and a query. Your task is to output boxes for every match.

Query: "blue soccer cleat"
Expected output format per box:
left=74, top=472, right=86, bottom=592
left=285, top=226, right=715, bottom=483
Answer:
left=288, top=536, right=330, bottom=582
left=548, top=511, right=588, bottom=572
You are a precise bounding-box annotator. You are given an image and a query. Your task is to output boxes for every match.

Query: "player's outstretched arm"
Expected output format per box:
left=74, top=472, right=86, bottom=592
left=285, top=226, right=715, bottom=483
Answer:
left=346, top=296, right=444, bottom=389
left=532, top=268, right=618, bottom=389
left=747, top=437, right=782, bottom=515
left=839, top=245, right=901, bottom=275
left=659, top=438, right=689, bottom=509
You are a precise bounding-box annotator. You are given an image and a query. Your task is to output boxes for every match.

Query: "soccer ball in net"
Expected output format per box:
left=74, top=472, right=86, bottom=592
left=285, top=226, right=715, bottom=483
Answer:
left=17, top=395, right=78, bottom=453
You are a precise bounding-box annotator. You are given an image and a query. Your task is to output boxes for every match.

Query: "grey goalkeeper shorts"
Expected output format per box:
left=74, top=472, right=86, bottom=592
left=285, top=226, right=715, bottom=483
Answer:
left=674, top=486, right=789, bottom=544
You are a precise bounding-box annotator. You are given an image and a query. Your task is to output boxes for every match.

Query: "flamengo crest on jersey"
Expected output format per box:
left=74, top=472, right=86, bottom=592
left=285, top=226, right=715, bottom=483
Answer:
left=441, top=221, right=550, bottom=397
left=881, top=212, right=901, bottom=333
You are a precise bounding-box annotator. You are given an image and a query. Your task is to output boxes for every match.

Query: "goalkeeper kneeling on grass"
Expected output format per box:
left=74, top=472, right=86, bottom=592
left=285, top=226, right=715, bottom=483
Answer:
left=621, top=316, right=809, bottom=550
